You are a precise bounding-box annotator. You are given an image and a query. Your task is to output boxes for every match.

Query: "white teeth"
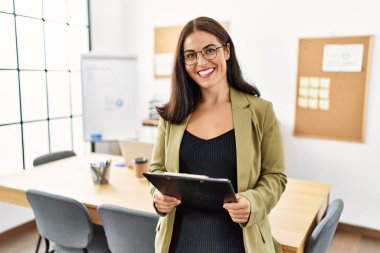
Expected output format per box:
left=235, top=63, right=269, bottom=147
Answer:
left=198, top=68, right=214, bottom=76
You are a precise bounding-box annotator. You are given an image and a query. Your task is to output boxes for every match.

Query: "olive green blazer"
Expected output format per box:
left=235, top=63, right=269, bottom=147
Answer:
left=149, top=87, right=287, bottom=253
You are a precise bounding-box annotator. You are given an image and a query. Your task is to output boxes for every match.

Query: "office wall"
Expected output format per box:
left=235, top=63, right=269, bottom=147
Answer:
left=90, top=0, right=380, bottom=230
left=0, top=203, right=32, bottom=232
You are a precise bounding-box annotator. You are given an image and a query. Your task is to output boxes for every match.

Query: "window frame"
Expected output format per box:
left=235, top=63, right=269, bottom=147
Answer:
left=0, top=0, right=91, bottom=170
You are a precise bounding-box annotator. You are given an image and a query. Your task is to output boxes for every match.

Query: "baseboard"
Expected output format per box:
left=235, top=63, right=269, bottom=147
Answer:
left=0, top=220, right=36, bottom=242
left=338, top=222, right=380, bottom=239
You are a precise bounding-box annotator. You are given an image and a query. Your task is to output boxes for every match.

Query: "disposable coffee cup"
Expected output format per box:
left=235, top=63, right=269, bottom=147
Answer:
left=133, top=157, right=148, bottom=179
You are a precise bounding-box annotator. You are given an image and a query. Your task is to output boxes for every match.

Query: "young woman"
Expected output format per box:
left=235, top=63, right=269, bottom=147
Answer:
left=149, top=16, right=287, bottom=253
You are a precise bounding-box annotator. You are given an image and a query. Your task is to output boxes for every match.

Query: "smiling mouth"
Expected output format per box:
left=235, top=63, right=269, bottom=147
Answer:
left=197, top=68, right=215, bottom=78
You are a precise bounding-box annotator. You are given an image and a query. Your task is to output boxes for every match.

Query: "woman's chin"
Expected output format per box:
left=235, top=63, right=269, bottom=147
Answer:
left=197, top=81, right=216, bottom=89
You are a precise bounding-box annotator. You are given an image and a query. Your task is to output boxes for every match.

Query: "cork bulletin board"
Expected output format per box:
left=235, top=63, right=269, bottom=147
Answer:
left=154, top=21, right=229, bottom=79
left=294, top=35, right=372, bottom=142
left=154, top=26, right=184, bottom=79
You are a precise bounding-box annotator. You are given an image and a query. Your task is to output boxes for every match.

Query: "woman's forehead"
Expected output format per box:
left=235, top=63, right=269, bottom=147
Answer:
left=183, top=31, right=219, bottom=51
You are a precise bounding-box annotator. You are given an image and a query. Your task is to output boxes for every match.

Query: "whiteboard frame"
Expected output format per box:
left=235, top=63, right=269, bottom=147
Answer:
left=81, top=54, right=139, bottom=141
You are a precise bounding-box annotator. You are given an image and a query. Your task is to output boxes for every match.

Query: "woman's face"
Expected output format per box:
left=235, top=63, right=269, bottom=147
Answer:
left=183, top=31, right=230, bottom=90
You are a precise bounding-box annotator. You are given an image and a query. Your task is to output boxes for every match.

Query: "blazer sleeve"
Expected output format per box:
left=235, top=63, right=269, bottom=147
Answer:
left=148, top=117, right=169, bottom=216
left=239, top=102, right=287, bottom=228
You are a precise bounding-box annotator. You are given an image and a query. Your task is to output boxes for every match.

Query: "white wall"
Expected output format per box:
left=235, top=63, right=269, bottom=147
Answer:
left=0, top=203, right=33, bottom=233
left=90, top=0, right=380, bottom=230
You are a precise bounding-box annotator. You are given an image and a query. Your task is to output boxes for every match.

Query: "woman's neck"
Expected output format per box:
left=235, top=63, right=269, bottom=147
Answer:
left=199, top=83, right=230, bottom=105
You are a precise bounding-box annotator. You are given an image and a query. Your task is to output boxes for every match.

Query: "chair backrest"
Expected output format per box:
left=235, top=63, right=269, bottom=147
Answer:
left=305, top=199, right=344, bottom=253
left=98, top=204, right=159, bottom=253
left=26, top=189, right=93, bottom=249
left=33, top=150, right=76, bottom=166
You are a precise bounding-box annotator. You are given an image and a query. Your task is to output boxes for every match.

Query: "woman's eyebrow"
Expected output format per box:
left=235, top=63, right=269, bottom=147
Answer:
left=184, top=43, right=217, bottom=53
left=202, top=43, right=216, bottom=49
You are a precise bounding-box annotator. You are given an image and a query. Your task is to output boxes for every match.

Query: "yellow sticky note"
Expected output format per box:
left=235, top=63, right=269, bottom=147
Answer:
left=308, top=88, right=319, bottom=98
left=299, top=77, right=309, bottom=88
left=319, top=99, right=330, bottom=110
left=298, top=97, right=308, bottom=108
left=308, top=98, right=318, bottom=109
left=310, top=77, right=319, bottom=88
left=319, top=89, right=330, bottom=99
left=299, top=87, right=309, bottom=97
left=320, top=78, right=331, bottom=89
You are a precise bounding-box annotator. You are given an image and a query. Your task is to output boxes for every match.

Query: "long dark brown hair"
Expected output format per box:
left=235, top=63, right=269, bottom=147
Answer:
left=157, top=16, right=260, bottom=124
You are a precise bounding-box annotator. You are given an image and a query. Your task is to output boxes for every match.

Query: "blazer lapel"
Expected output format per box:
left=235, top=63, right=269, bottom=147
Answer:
left=230, top=88, right=253, bottom=192
left=166, top=115, right=191, bottom=173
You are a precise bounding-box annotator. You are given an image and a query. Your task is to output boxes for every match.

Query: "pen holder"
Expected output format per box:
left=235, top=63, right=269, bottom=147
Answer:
left=91, top=160, right=111, bottom=184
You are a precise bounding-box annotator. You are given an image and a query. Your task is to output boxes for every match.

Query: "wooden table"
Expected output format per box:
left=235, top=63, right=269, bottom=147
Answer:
left=0, top=154, right=330, bottom=253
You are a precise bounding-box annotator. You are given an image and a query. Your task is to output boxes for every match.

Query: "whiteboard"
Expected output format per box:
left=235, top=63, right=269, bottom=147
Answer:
left=81, top=54, right=139, bottom=141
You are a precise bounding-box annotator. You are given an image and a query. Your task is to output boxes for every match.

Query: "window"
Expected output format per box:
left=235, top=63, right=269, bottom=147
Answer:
left=0, top=0, right=90, bottom=175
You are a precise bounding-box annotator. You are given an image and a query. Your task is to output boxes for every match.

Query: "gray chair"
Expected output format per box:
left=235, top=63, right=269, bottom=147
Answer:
left=33, top=150, right=76, bottom=167
left=26, top=189, right=110, bottom=253
left=32, top=150, right=77, bottom=252
left=305, top=199, right=344, bottom=253
left=98, top=204, right=159, bottom=253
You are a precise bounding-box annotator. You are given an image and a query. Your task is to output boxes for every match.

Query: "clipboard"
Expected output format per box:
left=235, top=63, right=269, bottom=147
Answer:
left=143, top=172, right=237, bottom=211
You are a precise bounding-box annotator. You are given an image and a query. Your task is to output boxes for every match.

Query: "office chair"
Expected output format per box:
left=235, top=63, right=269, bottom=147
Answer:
left=98, top=204, right=159, bottom=253
left=305, top=199, right=344, bottom=253
left=33, top=150, right=76, bottom=167
left=26, top=189, right=110, bottom=253
left=32, top=150, right=77, bottom=252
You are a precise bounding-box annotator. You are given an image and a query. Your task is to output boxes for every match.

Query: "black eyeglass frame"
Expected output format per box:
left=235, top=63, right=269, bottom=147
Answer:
left=182, top=43, right=226, bottom=66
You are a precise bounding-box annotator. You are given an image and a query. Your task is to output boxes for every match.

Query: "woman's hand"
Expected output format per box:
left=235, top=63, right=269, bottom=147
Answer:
left=223, top=194, right=251, bottom=224
left=153, top=190, right=181, bottom=213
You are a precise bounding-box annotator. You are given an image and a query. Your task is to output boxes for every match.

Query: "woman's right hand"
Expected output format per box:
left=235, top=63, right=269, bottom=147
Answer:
left=153, top=190, right=181, bottom=213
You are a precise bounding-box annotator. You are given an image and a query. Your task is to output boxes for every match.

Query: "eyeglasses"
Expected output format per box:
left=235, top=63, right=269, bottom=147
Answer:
left=183, top=44, right=225, bottom=66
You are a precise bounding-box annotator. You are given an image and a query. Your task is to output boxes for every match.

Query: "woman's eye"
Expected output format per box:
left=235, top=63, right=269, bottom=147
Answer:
left=185, top=53, right=196, bottom=59
left=205, top=47, right=216, bottom=54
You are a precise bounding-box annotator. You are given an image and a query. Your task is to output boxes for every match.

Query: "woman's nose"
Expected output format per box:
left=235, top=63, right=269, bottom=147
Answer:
left=196, top=52, right=208, bottom=66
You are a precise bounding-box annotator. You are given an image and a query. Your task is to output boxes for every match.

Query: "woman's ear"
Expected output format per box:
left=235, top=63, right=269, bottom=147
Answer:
left=225, top=43, right=231, bottom=60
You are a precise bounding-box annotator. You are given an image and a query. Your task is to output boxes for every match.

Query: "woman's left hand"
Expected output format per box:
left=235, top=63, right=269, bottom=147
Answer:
left=223, top=194, right=251, bottom=224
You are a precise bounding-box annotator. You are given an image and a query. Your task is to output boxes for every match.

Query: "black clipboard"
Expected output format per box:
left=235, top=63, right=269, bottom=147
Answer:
left=143, top=172, right=237, bottom=211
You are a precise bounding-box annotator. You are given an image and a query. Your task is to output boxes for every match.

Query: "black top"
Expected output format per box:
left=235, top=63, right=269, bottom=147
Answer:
left=169, top=129, right=245, bottom=253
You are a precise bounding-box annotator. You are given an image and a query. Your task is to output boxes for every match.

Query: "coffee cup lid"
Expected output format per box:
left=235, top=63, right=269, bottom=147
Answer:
left=133, top=157, right=148, bottom=164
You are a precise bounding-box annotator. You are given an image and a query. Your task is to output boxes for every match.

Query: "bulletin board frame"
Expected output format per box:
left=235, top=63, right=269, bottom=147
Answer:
left=293, top=35, right=372, bottom=142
